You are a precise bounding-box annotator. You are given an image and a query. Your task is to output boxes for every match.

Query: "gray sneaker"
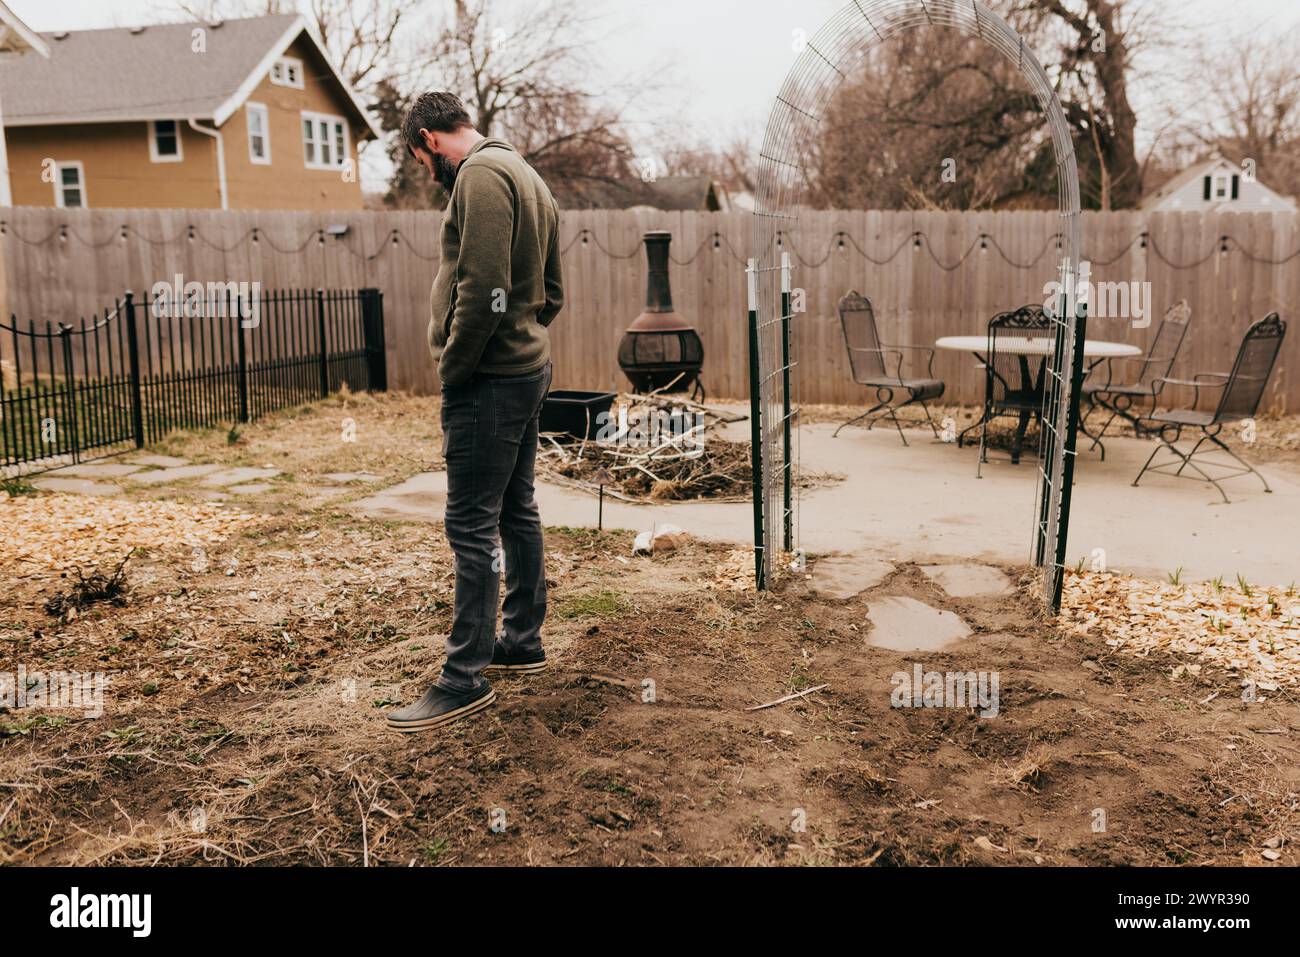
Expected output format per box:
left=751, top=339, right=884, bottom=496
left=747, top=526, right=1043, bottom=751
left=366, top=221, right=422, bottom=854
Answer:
left=386, top=683, right=496, bottom=733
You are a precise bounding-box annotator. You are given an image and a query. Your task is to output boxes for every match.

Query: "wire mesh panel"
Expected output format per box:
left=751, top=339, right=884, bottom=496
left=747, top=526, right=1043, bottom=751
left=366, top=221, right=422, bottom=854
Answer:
left=749, top=0, right=1084, bottom=610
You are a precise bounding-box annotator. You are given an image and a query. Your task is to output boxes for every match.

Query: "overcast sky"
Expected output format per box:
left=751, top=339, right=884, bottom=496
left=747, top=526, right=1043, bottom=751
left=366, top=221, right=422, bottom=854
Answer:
left=9, top=0, right=1300, bottom=190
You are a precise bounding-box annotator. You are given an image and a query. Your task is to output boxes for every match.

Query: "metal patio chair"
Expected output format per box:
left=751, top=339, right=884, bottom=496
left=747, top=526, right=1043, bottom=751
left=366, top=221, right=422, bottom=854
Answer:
left=1080, top=299, right=1192, bottom=460
left=1132, top=312, right=1286, bottom=503
left=833, top=291, right=944, bottom=446
left=975, top=304, right=1054, bottom=477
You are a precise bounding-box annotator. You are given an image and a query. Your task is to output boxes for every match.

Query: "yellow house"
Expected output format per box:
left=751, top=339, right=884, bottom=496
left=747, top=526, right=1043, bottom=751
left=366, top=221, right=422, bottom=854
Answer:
left=0, top=14, right=381, bottom=211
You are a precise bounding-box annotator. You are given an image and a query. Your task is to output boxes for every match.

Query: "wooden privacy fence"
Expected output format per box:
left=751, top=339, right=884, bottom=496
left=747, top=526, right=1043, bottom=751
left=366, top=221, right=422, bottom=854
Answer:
left=2, top=207, right=1296, bottom=411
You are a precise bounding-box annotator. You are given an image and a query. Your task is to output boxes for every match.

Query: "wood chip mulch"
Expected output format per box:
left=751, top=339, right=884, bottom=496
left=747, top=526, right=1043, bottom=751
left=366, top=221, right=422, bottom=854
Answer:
left=1061, top=572, right=1300, bottom=690
left=0, top=491, right=267, bottom=574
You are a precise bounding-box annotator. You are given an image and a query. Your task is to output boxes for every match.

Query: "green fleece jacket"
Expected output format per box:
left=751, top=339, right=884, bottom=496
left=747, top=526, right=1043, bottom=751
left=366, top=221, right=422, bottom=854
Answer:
left=428, top=138, right=564, bottom=387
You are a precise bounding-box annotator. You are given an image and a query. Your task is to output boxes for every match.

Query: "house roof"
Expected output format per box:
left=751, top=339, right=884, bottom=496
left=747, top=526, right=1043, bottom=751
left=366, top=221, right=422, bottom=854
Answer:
left=1140, top=154, right=1295, bottom=211
left=562, top=176, right=726, bottom=211
left=0, top=1, right=50, bottom=57
left=0, top=14, right=380, bottom=138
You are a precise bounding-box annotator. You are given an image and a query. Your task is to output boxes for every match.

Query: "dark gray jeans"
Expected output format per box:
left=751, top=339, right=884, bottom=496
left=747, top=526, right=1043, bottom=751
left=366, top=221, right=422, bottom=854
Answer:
left=438, top=362, right=552, bottom=693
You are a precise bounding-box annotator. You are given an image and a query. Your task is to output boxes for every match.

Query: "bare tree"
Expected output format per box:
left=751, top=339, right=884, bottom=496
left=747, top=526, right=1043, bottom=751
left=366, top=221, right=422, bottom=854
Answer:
left=1181, top=28, right=1300, bottom=191
left=805, top=0, right=1156, bottom=210
left=660, top=136, right=758, bottom=196
left=380, top=0, right=638, bottom=208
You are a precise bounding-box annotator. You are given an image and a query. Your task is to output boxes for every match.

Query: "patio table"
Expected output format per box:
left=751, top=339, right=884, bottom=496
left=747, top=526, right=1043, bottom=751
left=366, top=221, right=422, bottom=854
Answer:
left=934, top=335, right=1141, bottom=461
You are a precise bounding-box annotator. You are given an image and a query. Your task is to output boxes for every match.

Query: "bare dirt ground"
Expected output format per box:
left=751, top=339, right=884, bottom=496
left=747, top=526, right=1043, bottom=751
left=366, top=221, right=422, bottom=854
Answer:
left=2, top=392, right=1298, bottom=866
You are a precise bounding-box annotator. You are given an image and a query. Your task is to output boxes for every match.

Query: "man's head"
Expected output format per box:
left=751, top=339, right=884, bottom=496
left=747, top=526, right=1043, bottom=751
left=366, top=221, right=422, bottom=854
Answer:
left=401, top=92, right=482, bottom=192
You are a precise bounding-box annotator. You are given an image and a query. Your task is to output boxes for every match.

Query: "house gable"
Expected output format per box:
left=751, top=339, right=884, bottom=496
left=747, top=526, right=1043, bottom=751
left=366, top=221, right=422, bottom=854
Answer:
left=218, top=34, right=367, bottom=210
left=1141, top=157, right=1297, bottom=213
left=0, top=17, right=373, bottom=211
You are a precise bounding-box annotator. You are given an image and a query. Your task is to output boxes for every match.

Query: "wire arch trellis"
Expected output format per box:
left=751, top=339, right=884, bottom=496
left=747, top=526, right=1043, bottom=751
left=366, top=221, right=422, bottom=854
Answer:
left=747, top=0, right=1086, bottom=610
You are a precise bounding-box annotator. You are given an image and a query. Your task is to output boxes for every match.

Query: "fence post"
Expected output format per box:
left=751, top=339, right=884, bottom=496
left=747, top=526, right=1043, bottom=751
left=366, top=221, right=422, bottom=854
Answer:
left=122, top=291, right=145, bottom=448
left=360, top=288, right=387, bottom=392
left=779, top=251, right=793, bottom=553
left=315, top=288, right=329, bottom=399
left=58, top=323, right=80, bottom=464
left=235, top=289, right=249, bottom=423
left=746, top=258, right=766, bottom=591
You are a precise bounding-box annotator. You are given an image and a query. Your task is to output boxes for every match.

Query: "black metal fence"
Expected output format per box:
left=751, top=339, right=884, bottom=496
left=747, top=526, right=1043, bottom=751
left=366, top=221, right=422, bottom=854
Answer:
left=1, top=287, right=386, bottom=471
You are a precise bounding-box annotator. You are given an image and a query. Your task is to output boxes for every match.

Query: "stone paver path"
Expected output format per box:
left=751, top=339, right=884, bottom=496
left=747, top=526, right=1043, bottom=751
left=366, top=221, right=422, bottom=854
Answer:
left=201, top=467, right=281, bottom=488
left=921, top=563, right=1015, bottom=598
left=808, top=555, right=895, bottom=600
left=124, top=454, right=190, bottom=468
left=865, top=596, right=973, bottom=652
left=30, top=477, right=124, bottom=497
left=47, top=463, right=146, bottom=479
left=129, top=464, right=223, bottom=486
left=228, top=483, right=277, bottom=496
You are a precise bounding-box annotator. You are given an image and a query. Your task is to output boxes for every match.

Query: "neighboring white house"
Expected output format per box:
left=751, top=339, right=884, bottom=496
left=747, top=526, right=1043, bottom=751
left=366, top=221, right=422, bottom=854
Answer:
left=1140, top=155, right=1297, bottom=213
left=0, top=0, right=51, bottom=206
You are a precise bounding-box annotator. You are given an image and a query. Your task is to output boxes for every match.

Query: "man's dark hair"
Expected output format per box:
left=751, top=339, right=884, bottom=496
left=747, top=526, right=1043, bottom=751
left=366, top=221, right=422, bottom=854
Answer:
left=401, top=92, right=474, bottom=154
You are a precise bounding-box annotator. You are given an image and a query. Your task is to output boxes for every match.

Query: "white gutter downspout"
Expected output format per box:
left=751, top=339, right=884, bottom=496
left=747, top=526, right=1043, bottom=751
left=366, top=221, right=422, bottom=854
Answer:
left=0, top=94, right=12, bottom=207
left=187, top=118, right=228, bottom=210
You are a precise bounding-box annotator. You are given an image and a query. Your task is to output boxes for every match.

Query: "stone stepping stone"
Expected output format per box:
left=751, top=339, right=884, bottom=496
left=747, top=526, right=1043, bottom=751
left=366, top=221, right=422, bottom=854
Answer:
left=30, top=477, right=123, bottom=497
left=808, top=555, right=894, bottom=600
left=201, top=467, right=281, bottom=488
left=130, top=464, right=223, bottom=485
left=323, top=471, right=382, bottom=484
left=354, top=472, right=446, bottom=520
left=46, top=462, right=146, bottom=479
left=228, top=483, right=277, bottom=495
left=865, top=596, right=972, bottom=652
left=125, top=454, right=189, bottom=468
left=921, top=563, right=1015, bottom=598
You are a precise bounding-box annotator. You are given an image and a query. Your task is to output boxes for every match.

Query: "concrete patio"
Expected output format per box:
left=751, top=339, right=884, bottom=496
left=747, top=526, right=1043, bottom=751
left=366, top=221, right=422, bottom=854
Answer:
left=355, top=407, right=1300, bottom=587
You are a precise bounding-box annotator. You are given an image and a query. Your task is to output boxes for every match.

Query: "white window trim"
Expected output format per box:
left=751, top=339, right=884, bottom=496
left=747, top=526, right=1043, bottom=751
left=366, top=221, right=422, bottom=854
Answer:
left=52, top=161, right=86, bottom=208
left=300, top=110, right=350, bottom=171
left=148, top=119, right=184, bottom=163
left=246, top=102, right=271, bottom=165
left=270, top=55, right=305, bottom=89
left=1213, top=172, right=1230, bottom=199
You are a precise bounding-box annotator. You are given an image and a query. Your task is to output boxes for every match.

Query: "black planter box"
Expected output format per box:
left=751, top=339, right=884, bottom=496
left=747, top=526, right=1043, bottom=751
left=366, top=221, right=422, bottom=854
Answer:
left=539, top=390, right=617, bottom=440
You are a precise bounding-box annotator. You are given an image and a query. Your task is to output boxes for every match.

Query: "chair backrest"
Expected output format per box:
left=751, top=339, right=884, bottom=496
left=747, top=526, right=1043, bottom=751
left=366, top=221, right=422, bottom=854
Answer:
left=1214, top=312, right=1286, bottom=422
left=985, top=305, right=1054, bottom=404
left=1134, top=300, right=1192, bottom=387
left=837, top=291, right=884, bottom=383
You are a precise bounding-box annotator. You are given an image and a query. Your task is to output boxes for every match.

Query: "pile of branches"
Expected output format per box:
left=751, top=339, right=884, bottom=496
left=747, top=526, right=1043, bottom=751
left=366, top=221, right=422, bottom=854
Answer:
left=538, top=394, right=753, bottom=502
left=550, top=436, right=754, bottom=501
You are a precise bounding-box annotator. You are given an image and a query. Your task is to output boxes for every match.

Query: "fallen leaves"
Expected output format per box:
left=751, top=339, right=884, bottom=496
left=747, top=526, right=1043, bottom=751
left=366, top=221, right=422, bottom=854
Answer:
left=0, top=491, right=266, bottom=574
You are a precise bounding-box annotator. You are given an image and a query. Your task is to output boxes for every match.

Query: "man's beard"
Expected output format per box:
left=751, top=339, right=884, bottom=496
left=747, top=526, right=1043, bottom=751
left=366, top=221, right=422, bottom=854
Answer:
left=433, top=154, right=460, bottom=192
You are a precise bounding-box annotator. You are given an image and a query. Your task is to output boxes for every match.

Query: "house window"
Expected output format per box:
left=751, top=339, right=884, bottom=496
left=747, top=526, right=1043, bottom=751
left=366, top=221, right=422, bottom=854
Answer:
left=53, top=162, right=85, bottom=208
left=247, top=102, right=271, bottom=164
left=270, top=56, right=304, bottom=89
left=1214, top=173, right=1230, bottom=199
left=301, top=111, right=349, bottom=170
left=149, top=120, right=183, bottom=163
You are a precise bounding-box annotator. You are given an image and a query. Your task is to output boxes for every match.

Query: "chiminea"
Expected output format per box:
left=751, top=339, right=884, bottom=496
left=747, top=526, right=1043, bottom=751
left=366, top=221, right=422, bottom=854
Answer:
left=618, top=231, right=704, bottom=397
